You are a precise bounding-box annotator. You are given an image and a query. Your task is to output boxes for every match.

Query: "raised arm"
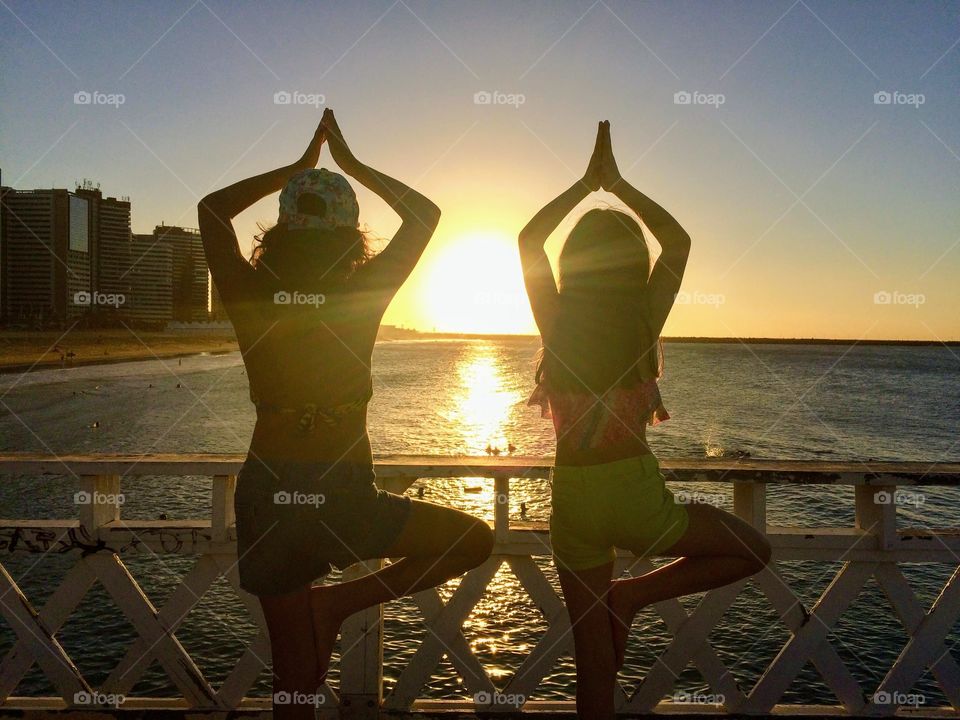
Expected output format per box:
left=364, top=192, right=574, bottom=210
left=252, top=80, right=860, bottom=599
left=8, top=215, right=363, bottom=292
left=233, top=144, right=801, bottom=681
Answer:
left=518, top=122, right=604, bottom=335
left=321, top=109, right=440, bottom=301
left=600, top=121, right=691, bottom=336
left=197, top=122, right=326, bottom=298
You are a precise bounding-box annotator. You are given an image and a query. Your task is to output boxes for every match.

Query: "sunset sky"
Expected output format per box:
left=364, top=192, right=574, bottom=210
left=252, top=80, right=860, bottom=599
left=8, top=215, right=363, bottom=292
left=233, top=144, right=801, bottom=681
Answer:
left=2, top=1, right=958, bottom=340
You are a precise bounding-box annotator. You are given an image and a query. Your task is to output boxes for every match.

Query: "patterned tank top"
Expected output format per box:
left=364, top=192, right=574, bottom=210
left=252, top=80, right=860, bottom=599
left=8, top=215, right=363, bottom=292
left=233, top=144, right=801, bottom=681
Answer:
left=528, top=377, right=669, bottom=450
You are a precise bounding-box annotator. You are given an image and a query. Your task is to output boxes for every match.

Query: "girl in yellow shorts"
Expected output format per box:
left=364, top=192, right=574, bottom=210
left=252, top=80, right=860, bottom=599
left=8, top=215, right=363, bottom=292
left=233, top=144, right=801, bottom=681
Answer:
left=519, top=121, right=772, bottom=720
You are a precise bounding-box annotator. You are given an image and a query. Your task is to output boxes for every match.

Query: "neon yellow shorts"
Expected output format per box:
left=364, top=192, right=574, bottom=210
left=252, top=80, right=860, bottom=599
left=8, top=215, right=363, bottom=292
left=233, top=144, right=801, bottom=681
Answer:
left=549, top=454, right=690, bottom=571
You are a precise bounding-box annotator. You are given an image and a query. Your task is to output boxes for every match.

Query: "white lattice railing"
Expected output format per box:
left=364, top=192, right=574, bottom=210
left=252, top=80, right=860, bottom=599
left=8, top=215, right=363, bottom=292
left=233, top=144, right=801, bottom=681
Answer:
left=1, top=454, right=959, bottom=718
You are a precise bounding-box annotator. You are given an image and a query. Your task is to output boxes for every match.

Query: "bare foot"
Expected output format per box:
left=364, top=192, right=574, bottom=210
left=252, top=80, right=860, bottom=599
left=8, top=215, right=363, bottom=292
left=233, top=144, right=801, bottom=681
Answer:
left=606, top=580, right=640, bottom=671
left=309, top=586, right=347, bottom=687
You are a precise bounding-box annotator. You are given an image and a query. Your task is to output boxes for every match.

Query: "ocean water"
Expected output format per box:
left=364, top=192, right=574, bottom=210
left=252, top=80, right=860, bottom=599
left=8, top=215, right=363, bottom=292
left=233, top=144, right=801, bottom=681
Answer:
left=1, top=338, right=959, bottom=704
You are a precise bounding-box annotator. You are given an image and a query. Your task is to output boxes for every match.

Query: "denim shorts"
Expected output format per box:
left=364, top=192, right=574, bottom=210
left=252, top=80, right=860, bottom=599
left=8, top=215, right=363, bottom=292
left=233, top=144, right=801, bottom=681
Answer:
left=549, top=454, right=689, bottom=571
left=234, top=454, right=412, bottom=596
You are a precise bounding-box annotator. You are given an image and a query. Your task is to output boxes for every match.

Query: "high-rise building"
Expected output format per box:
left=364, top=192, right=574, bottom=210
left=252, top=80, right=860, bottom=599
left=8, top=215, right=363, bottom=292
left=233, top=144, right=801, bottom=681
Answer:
left=155, top=224, right=209, bottom=322
left=0, top=174, right=5, bottom=318
left=76, top=184, right=133, bottom=313
left=0, top=182, right=7, bottom=320
left=0, top=187, right=92, bottom=324
left=1, top=183, right=218, bottom=328
left=130, top=233, right=173, bottom=324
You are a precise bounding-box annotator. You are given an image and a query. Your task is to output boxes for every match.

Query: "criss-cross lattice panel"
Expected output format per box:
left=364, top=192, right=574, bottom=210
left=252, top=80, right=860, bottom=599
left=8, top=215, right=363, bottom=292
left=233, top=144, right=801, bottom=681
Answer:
left=0, top=551, right=339, bottom=711
left=380, top=552, right=960, bottom=715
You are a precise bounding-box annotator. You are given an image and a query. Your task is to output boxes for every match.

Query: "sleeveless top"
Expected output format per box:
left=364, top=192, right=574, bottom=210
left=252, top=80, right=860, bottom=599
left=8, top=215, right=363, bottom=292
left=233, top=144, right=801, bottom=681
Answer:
left=528, top=377, right=669, bottom=450
left=240, top=294, right=377, bottom=436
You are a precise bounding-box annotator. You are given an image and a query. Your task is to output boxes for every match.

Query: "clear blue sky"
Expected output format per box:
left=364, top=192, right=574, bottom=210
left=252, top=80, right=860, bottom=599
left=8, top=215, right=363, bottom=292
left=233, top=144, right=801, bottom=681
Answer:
left=2, top=0, right=958, bottom=339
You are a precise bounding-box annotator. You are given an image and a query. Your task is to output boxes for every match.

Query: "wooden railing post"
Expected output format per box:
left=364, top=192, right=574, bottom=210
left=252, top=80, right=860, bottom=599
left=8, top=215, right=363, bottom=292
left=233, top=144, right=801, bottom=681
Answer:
left=337, top=475, right=417, bottom=718
left=339, top=559, right=384, bottom=719
left=77, top=474, right=121, bottom=534
left=855, top=482, right=897, bottom=550
left=211, top=474, right=236, bottom=543
left=494, top=475, right=510, bottom=544
left=734, top=481, right=767, bottom=530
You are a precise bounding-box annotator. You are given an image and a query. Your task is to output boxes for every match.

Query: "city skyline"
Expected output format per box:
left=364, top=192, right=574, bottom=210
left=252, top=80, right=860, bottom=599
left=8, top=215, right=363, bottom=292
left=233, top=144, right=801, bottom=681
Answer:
left=2, top=1, right=958, bottom=340
left=0, top=180, right=216, bottom=326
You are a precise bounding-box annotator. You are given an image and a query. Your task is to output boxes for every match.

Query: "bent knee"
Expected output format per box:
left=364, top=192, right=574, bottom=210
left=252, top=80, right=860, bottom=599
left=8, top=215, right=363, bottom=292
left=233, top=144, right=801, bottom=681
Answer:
left=457, top=519, right=494, bottom=568
left=743, top=532, right=772, bottom=573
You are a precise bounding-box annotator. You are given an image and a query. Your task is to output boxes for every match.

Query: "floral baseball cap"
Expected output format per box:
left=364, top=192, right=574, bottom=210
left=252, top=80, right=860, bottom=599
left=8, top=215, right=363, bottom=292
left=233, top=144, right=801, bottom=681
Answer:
left=278, top=168, right=359, bottom=231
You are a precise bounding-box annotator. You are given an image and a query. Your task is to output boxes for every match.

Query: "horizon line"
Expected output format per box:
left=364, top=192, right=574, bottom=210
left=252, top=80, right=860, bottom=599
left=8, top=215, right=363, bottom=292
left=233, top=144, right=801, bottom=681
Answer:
left=380, top=329, right=960, bottom=345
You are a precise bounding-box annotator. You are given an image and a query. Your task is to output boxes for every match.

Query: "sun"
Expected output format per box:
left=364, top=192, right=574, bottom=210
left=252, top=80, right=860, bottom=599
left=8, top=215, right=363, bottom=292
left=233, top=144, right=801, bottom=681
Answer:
left=418, top=230, right=536, bottom=335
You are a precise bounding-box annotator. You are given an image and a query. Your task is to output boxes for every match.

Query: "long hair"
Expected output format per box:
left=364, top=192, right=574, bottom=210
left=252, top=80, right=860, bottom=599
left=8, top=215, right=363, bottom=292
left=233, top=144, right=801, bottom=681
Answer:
left=250, top=222, right=373, bottom=293
left=536, top=208, right=663, bottom=394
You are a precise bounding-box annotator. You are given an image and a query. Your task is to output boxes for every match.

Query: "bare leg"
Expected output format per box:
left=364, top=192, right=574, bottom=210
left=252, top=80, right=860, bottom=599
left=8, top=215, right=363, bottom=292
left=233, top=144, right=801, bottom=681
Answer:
left=608, top=502, right=772, bottom=668
left=260, top=587, right=321, bottom=720
left=558, top=562, right=617, bottom=720
left=309, top=500, right=494, bottom=684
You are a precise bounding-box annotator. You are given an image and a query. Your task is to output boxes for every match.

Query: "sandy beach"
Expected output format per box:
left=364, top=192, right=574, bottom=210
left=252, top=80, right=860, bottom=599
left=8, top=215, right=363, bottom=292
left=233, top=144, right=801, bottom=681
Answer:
left=0, top=329, right=239, bottom=372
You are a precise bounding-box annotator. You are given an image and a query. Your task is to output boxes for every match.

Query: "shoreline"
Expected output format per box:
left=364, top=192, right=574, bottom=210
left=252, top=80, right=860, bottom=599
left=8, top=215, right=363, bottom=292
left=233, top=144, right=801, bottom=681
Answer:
left=0, top=330, right=240, bottom=375
left=1, top=329, right=957, bottom=375
left=0, top=348, right=240, bottom=375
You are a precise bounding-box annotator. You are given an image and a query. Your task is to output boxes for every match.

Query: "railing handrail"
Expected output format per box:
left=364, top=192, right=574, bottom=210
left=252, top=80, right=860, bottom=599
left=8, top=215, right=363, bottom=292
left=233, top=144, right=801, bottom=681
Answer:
left=0, top=453, right=957, bottom=485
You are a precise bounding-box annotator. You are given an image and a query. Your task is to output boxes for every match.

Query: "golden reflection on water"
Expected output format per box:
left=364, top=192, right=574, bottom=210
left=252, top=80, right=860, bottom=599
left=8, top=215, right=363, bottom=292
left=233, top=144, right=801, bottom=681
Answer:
left=439, top=344, right=526, bottom=524
left=419, top=344, right=550, bottom=683
left=424, top=342, right=551, bottom=528
left=451, top=343, right=520, bottom=455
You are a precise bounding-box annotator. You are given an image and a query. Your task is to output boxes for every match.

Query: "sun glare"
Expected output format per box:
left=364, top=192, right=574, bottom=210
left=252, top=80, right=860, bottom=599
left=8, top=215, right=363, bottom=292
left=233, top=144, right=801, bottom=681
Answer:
left=418, top=231, right=535, bottom=335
